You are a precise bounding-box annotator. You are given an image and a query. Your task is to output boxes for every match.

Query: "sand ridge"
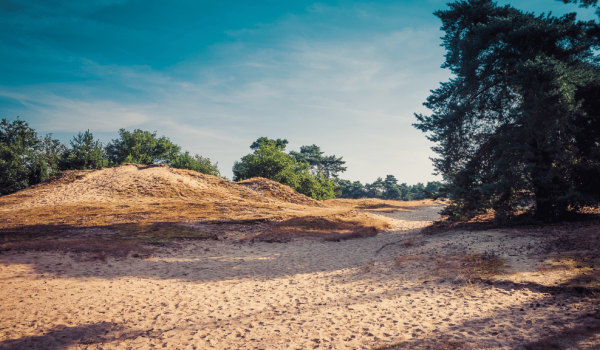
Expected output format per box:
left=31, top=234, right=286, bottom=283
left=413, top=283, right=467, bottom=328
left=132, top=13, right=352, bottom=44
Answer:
left=1, top=164, right=321, bottom=211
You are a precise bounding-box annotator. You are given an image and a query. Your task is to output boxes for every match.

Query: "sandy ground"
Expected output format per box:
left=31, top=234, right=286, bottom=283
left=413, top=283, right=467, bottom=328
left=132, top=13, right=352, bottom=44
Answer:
left=1, top=205, right=599, bottom=350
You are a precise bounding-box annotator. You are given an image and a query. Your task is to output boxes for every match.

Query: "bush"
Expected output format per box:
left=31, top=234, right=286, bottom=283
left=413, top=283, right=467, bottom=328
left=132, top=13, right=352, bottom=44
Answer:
left=105, top=128, right=180, bottom=165
left=58, top=130, right=107, bottom=170
left=0, top=118, right=49, bottom=195
left=233, top=138, right=337, bottom=200
left=171, top=151, right=221, bottom=177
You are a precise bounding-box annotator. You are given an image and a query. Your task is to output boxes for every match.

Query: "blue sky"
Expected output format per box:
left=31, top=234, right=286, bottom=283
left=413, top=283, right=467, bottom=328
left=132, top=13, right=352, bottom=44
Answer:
left=1, top=0, right=597, bottom=183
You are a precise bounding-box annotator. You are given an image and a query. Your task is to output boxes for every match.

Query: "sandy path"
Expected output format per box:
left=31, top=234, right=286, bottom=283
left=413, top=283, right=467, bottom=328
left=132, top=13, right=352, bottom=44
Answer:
left=1, top=206, right=598, bottom=349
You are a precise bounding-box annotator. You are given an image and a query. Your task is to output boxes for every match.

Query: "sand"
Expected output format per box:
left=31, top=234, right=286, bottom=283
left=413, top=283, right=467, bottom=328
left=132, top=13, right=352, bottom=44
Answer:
left=1, top=205, right=598, bottom=350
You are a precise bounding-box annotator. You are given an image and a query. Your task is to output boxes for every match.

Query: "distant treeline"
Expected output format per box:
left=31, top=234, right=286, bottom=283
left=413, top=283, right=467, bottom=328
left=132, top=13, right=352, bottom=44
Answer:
left=337, top=176, right=443, bottom=201
left=1, top=118, right=444, bottom=201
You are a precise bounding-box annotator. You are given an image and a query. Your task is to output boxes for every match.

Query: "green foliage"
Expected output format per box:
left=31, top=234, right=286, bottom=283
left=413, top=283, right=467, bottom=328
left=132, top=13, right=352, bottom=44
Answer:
left=0, top=118, right=48, bottom=195
left=250, top=137, right=289, bottom=151
left=39, top=133, right=66, bottom=176
left=58, top=130, right=107, bottom=170
left=171, top=151, right=221, bottom=177
left=233, top=140, right=301, bottom=185
left=337, top=175, right=442, bottom=201
left=233, top=138, right=337, bottom=200
left=558, top=0, right=598, bottom=7
left=295, top=173, right=338, bottom=200
left=105, top=129, right=181, bottom=165
left=414, top=0, right=600, bottom=220
left=289, top=144, right=347, bottom=179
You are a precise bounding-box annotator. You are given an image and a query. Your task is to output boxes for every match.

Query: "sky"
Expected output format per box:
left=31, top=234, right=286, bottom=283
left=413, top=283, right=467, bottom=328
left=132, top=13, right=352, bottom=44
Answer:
left=1, top=0, right=597, bottom=184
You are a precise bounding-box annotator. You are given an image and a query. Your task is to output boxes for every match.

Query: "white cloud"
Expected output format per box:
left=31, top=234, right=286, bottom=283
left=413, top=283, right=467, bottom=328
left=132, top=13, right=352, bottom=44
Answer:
left=3, top=11, right=449, bottom=184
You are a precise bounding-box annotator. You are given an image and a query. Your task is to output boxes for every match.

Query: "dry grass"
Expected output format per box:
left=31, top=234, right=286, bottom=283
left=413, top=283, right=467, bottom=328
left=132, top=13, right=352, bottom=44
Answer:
left=244, top=212, right=392, bottom=242
left=0, top=165, right=412, bottom=252
left=0, top=223, right=218, bottom=259
left=325, top=198, right=443, bottom=212
left=434, top=253, right=507, bottom=283
left=538, top=253, right=600, bottom=288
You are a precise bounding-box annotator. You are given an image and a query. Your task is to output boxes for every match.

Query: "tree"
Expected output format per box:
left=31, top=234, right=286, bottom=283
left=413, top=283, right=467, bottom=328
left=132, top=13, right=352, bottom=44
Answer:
left=233, top=139, right=337, bottom=200
left=289, top=144, right=347, bottom=179
left=171, top=151, right=221, bottom=177
left=250, top=137, right=289, bottom=151
left=105, top=129, right=181, bottom=165
left=365, top=178, right=385, bottom=198
left=414, top=0, right=600, bottom=219
left=233, top=140, right=301, bottom=185
left=0, top=118, right=48, bottom=195
left=558, top=0, right=598, bottom=7
left=39, top=133, right=66, bottom=176
left=337, top=179, right=367, bottom=198
left=59, top=130, right=107, bottom=170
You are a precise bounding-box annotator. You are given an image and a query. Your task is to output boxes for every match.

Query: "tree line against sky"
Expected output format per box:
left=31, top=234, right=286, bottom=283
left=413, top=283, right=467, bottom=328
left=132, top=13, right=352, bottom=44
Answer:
left=4, top=0, right=600, bottom=220
left=0, top=118, right=441, bottom=200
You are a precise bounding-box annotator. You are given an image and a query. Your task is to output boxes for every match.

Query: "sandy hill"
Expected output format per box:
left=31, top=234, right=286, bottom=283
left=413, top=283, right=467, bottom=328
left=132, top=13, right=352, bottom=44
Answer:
left=3, top=163, right=321, bottom=210
left=0, top=164, right=400, bottom=236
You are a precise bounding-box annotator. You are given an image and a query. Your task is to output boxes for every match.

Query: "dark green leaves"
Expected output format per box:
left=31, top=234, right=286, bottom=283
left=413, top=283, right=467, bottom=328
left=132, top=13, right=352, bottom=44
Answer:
left=105, top=129, right=181, bottom=165
left=233, top=138, right=337, bottom=200
left=0, top=118, right=51, bottom=195
left=415, top=0, right=600, bottom=219
left=59, top=130, right=107, bottom=170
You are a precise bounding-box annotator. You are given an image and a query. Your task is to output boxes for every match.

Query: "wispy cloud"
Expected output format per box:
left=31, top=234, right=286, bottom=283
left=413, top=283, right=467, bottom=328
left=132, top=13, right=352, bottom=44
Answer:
left=1, top=1, right=452, bottom=183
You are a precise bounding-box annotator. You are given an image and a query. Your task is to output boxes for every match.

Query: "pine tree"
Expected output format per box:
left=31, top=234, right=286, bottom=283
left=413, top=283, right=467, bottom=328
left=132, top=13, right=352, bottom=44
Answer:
left=414, top=0, right=600, bottom=219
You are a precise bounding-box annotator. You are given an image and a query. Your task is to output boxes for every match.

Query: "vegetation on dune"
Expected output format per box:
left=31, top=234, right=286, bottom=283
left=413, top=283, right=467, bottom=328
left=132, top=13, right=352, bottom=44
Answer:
left=1, top=123, right=430, bottom=201
left=58, top=130, right=108, bottom=170
left=0, top=119, right=222, bottom=196
left=232, top=138, right=339, bottom=200
left=104, top=128, right=181, bottom=165
left=415, top=0, right=600, bottom=220
left=0, top=118, right=54, bottom=194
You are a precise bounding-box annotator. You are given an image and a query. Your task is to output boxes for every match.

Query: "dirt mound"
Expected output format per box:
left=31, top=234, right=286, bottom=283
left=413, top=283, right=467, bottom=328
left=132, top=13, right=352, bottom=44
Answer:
left=237, top=177, right=323, bottom=207
left=1, top=164, right=322, bottom=211
left=0, top=164, right=348, bottom=230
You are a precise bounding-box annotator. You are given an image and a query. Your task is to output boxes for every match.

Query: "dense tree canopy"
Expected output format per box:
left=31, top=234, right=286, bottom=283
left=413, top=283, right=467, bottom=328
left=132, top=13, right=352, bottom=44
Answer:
left=233, top=138, right=337, bottom=200
left=289, top=144, right=346, bottom=179
left=171, top=152, right=221, bottom=177
left=59, top=130, right=107, bottom=170
left=250, top=137, right=289, bottom=151
left=415, top=0, right=600, bottom=219
left=0, top=121, right=222, bottom=195
left=105, top=129, right=181, bottom=165
left=0, top=118, right=51, bottom=195
left=39, top=133, right=66, bottom=176
left=337, top=176, right=444, bottom=201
